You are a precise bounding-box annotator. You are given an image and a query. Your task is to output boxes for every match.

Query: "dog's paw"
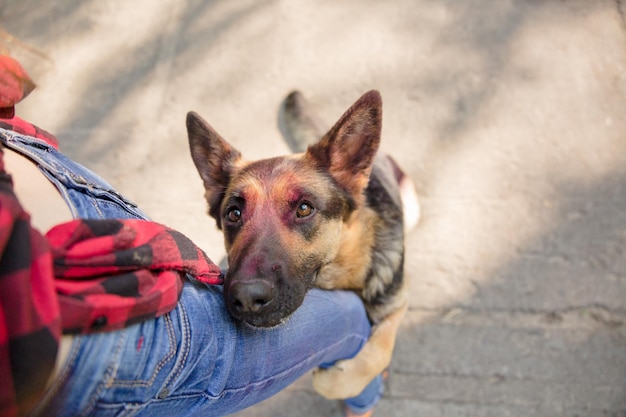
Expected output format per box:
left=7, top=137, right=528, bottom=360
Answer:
left=312, top=360, right=369, bottom=400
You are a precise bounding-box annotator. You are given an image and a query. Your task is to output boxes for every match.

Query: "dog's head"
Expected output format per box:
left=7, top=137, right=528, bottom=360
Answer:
left=186, top=91, right=382, bottom=327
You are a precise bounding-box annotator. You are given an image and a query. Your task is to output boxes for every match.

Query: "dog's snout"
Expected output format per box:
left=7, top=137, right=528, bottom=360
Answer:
left=228, top=280, right=274, bottom=315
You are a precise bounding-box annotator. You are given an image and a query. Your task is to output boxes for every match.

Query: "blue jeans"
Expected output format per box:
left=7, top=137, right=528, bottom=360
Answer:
left=0, top=129, right=383, bottom=416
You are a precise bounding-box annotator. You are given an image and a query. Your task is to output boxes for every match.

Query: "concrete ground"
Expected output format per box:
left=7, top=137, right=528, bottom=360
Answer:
left=3, top=0, right=626, bottom=416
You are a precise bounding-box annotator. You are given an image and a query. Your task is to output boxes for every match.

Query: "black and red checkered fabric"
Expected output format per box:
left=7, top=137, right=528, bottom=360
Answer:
left=1, top=56, right=224, bottom=415
left=48, top=218, right=223, bottom=333
left=0, top=55, right=56, bottom=146
left=0, top=110, right=223, bottom=415
left=0, top=148, right=60, bottom=417
left=0, top=148, right=224, bottom=416
left=0, top=55, right=58, bottom=417
left=0, top=115, right=58, bottom=148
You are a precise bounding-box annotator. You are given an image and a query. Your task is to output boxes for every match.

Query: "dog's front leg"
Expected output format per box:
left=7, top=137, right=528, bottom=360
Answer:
left=312, top=301, right=408, bottom=399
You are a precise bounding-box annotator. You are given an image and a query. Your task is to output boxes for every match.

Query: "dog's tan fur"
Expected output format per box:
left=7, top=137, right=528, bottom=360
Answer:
left=187, top=90, right=418, bottom=400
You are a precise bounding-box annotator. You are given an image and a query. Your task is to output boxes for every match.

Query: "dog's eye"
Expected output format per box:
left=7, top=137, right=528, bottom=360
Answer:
left=296, top=202, right=314, bottom=218
left=226, top=208, right=242, bottom=223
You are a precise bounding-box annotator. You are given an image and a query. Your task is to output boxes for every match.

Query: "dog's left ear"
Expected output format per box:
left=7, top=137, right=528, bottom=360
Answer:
left=187, top=111, right=242, bottom=228
left=305, top=90, right=382, bottom=204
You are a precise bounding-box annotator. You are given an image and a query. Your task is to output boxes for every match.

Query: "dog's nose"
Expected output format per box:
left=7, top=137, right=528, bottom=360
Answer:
left=228, top=280, right=274, bottom=314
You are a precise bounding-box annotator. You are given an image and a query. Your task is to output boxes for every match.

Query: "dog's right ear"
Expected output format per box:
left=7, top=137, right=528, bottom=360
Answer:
left=305, top=90, right=382, bottom=206
left=186, top=111, right=242, bottom=228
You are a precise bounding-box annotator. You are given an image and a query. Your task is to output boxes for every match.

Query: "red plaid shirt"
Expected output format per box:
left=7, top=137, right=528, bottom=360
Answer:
left=0, top=56, right=223, bottom=417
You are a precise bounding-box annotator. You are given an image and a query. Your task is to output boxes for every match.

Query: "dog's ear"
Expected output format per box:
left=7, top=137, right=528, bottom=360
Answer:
left=187, top=111, right=242, bottom=228
left=305, top=90, right=382, bottom=204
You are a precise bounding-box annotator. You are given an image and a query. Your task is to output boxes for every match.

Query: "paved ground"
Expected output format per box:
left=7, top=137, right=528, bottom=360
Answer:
left=3, top=1, right=626, bottom=416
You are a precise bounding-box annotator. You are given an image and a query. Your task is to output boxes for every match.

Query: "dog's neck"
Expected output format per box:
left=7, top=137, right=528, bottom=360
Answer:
left=314, top=207, right=377, bottom=291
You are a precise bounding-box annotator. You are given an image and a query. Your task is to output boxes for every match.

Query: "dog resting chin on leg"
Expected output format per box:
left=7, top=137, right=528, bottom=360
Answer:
left=186, top=90, right=420, bottom=400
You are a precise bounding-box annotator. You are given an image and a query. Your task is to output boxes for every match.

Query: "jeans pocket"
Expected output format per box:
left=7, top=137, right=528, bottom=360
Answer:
left=101, top=313, right=180, bottom=404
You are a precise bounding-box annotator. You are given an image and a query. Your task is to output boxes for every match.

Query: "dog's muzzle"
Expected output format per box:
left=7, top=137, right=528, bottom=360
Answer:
left=224, top=277, right=291, bottom=328
left=223, top=267, right=315, bottom=328
left=227, top=279, right=275, bottom=315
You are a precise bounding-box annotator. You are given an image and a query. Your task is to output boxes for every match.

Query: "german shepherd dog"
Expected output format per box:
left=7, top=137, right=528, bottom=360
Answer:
left=186, top=90, right=419, bottom=400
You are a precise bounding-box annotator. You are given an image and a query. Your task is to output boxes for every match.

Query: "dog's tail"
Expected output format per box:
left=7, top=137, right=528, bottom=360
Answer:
left=387, top=156, right=421, bottom=233
left=278, top=91, right=326, bottom=153
left=400, top=175, right=420, bottom=232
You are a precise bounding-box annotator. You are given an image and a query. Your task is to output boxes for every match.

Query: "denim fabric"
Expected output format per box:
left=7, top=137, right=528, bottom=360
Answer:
left=0, top=129, right=383, bottom=416
left=0, top=129, right=147, bottom=221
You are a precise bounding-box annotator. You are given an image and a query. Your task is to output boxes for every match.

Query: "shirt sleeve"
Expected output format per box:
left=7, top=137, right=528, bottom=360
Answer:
left=0, top=145, right=61, bottom=417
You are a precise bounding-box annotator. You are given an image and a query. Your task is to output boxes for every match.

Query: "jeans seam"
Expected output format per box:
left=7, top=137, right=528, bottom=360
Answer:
left=38, top=170, right=81, bottom=218
left=78, top=330, right=127, bottom=417
left=162, top=301, right=191, bottom=390
left=222, top=333, right=367, bottom=395
left=1, top=130, right=145, bottom=220
left=0, top=131, right=63, bottom=175
left=110, top=314, right=177, bottom=388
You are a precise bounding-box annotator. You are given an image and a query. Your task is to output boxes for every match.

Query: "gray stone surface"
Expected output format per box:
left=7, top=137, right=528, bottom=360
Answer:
left=3, top=0, right=626, bottom=415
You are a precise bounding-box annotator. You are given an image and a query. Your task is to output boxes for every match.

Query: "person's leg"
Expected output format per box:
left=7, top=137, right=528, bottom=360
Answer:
left=186, top=284, right=382, bottom=415
left=35, top=282, right=382, bottom=417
